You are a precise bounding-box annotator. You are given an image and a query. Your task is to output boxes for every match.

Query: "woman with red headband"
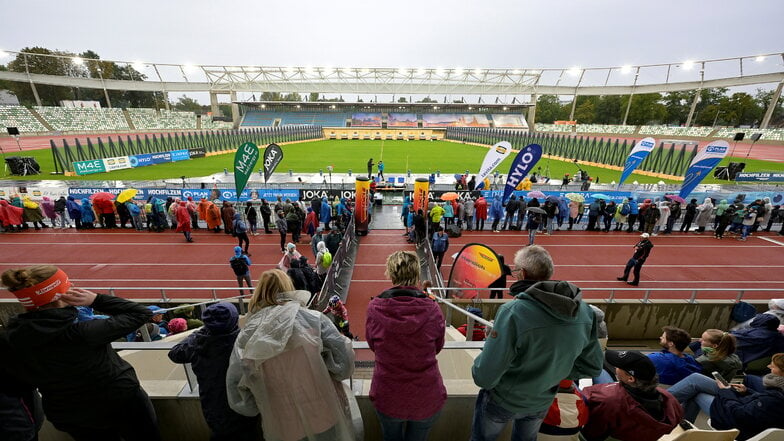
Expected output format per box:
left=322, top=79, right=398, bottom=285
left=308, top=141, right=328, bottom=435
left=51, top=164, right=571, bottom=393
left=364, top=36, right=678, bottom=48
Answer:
left=0, top=265, right=161, bottom=441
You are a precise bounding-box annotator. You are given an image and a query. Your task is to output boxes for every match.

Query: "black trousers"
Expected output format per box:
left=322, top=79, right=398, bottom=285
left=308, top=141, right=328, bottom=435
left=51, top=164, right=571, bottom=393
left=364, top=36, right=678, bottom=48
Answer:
left=236, top=232, right=250, bottom=252
left=433, top=251, right=445, bottom=269
left=621, top=258, right=645, bottom=284
left=626, top=214, right=638, bottom=232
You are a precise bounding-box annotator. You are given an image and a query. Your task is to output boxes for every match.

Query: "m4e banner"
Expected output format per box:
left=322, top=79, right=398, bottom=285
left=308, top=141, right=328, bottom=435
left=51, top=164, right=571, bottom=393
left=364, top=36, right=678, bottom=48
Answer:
left=447, top=243, right=503, bottom=299
left=475, top=141, right=512, bottom=190
left=502, top=143, right=542, bottom=203
left=678, top=140, right=729, bottom=199
left=618, top=137, right=656, bottom=186
left=234, top=142, right=260, bottom=198
left=262, top=143, right=284, bottom=183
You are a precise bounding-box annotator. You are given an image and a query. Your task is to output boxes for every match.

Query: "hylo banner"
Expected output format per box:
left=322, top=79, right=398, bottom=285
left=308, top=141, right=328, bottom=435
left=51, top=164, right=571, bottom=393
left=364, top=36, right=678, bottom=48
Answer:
left=502, top=143, right=542, bottom=203
left=413, top=178, right=430, bottom=214
left=354, top=177, right=371, bottom=235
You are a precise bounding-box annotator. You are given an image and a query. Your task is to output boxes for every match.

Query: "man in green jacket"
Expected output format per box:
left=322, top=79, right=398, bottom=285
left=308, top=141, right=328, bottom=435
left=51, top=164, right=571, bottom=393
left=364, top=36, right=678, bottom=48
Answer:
left=470, top=245, right=604, bottom=441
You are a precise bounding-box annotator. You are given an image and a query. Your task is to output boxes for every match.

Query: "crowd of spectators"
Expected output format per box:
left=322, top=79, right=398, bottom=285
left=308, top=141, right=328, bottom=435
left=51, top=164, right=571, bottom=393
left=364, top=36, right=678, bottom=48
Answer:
left=3, top=194, right=784, bottom=440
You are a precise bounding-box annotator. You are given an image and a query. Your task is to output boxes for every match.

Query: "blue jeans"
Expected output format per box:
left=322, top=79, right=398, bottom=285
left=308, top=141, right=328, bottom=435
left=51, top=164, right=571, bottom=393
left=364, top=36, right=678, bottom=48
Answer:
left=470, top=389, right=546, bottom=441
left=528, top=229, right=536, bottom=245
left=667, top=373, right=718, bottom=422
left=593, top=369, right=615, bottom=384
left=376, top=409, right=441, bottom=441
left=741, top=224, right=752, bottom=239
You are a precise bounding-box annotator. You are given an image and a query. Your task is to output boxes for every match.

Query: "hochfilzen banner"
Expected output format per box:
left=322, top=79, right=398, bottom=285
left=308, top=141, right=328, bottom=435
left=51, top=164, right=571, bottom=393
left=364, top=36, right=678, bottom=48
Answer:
left=234, top=142, right=260, bottom=199
left=678, top=140, right=729, bottom=198
left=475, top=141, right=512, bottom=190
left=502, top=143, right=542, bottom=203
left=618, top=137, right=657, bottom=186
left=262, top=143, right=284, bottom=183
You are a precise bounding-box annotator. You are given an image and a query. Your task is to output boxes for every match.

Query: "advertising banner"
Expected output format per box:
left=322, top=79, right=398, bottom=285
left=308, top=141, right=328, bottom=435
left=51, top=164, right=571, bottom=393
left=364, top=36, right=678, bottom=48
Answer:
left=502, top=143, right=542, bottom=203
left=679, top=140, right=730, bottom=199
left=262, top=143, right=284, bottom=183
left=354, top=177, right=371, bottom=234
left=129, top=154, right=153, bottom=168
left=170, top=149, right=190, bottom=162
left=300, top=189, right=357, bottom=201
left=475, top=141, right=512, bottom=190
left=102, top=156, right=132, bottom=172
left=413, top=178, right=430, bottom=214
left=188, top=148, right=206, bottom=158
left=234, top=142, right=260, bottom=198
left=735, top=172, right=784, bottom=182
left=150, top=152, right=172, bottom=164
left=73, top=159, right=106, bottom=176
left=618, top=137, right=657, bottom=186
left=447, top=243, right=503, bottom=300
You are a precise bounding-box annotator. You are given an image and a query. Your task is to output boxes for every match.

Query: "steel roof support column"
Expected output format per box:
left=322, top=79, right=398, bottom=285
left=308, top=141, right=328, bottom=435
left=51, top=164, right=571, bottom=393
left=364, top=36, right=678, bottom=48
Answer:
left=527, top=93, right=537, bottom=131
left=760, top=80, right=783, bottom=129
left=210, top=91, right=221, bottom=117
left=230, top=90, right=239, bottom=128
left=685, top=89, right=701, bottom=128
left=622, top=67, right=641, bottom=125
left=23, top=53, right=42, bottom=106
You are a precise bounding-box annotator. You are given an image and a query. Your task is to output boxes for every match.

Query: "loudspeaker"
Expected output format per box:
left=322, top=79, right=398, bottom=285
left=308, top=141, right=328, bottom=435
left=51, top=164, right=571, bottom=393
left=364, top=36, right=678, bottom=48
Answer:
left=713, top=166, right=728, bottom=179
left=733, top=132, right=745, bottom=141
left=727, top=162, right=746, bottom=180
left=750, top=133, right=762, bottom=142
left=6, top=127, right=20, bottom=136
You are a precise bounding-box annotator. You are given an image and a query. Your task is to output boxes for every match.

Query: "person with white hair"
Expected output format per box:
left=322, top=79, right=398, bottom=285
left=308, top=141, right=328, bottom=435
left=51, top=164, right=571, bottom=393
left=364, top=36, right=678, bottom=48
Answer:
left=616, top=233, right=654, bottom=286
left=694, top=197, right=714, bottom=233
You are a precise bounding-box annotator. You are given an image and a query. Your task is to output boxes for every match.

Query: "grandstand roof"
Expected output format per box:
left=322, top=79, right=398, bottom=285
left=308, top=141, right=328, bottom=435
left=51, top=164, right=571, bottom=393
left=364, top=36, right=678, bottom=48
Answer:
left=238, top=101, right=531, bottom=110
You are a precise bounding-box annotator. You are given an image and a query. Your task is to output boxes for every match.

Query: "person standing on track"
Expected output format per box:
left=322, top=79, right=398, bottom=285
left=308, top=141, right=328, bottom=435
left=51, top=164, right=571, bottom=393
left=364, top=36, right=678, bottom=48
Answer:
left=229, top=246, right=252, bottom=296
left=232, top=213, right=250, bottom=255
left=367, top=158, right=374, bottom=179
left=175, top=201, right=193, bottom=242
left=616, top=233, right=654, bottom=286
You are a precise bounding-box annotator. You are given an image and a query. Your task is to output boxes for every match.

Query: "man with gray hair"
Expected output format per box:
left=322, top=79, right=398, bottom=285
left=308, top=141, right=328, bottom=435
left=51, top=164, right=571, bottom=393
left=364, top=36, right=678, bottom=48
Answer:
left=471, top=245, right=603, bottom=441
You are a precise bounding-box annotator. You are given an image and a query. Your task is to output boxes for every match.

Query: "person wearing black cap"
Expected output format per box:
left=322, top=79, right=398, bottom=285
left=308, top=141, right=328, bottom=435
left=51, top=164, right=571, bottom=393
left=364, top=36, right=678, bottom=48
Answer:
left=581, top=350, right=683, bottom=441
left=616, top=233, right=653, bottom=286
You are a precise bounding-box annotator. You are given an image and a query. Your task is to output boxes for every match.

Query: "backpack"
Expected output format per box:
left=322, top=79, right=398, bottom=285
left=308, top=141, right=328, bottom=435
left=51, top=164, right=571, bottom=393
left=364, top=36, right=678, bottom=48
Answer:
left=620, top=202, right=630, bottom=216
left=230, top=256, right=249, bottom=276
left=731, top=301, right=757, bottom=323
left=320, top=250, right=333, bottom=268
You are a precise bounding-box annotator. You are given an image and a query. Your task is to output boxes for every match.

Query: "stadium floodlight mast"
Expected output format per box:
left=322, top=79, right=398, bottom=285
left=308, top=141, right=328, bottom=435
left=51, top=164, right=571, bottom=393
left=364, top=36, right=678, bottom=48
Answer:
left=620, top=65, right=633, bottom=74
left=568, top=66, right=582, bottom=76
left=755, top=56, right=765, bottom=62
left=682, top=60, right=695, bottom=70
left=72, top=57, right=84, bottom=66
left=132, top=60, right=145, bottom=71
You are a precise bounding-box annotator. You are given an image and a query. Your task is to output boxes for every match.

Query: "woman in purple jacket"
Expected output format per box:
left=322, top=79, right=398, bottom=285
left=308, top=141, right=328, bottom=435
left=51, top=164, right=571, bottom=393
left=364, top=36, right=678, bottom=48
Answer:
left=366, top=251, right=446, bottom=441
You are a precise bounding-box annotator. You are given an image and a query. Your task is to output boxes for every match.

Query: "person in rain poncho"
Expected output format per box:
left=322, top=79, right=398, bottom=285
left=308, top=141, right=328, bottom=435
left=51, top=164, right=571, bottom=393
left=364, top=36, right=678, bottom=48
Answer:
left=226, top=269, right=355, bottom=441
left=695, top=197, right=714, bottom=233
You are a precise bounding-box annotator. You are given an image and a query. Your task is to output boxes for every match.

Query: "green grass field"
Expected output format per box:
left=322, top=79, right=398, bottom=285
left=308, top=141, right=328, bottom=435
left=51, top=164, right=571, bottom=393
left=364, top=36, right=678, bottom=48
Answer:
left=7, top=139, right=783, bottom=185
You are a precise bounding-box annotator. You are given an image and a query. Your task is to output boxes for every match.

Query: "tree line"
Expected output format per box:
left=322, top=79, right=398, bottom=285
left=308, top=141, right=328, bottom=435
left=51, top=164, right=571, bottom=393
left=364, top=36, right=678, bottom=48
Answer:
left=535, top=89, right=783, bottom=128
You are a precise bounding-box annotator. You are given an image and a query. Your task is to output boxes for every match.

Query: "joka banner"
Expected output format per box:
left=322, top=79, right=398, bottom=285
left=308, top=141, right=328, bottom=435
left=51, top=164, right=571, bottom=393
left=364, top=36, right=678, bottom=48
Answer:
left=475, top=141, right=512, bottom=190
left=234, top=142, right=260, bottom=199
left=502, top=143, right=542, bottom=203
left=678, top=140, right=730, bottom=198
left=447, top=243, right=503, bottom=299
left=618, top=137, right=657, bottom=186
left=262, top=143, right=284, bottom=183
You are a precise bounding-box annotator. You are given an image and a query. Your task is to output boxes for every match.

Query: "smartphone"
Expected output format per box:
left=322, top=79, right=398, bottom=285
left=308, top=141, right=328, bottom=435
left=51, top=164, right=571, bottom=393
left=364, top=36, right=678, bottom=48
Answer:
left=730, top=374, right=745, bottom=385
left=712, top=371, right=729, bottom=387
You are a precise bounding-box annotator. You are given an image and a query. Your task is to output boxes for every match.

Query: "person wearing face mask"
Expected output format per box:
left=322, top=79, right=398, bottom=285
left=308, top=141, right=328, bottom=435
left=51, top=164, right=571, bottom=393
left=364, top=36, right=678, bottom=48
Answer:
left=694, top=329, right=743, bottom=381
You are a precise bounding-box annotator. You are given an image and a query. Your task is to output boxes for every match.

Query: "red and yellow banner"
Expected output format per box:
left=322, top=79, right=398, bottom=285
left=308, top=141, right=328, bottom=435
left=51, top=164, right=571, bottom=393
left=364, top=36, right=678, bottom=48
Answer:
left=413, top=178, right=429, bottom=214
left=447, top=243, right=502, bottom=299
left=354, top=177, right=371, bottom=233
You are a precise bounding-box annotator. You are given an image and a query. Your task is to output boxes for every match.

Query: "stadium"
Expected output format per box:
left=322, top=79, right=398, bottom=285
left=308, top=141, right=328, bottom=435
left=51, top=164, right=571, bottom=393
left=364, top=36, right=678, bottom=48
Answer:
left=2, top=4, right=784, bottom=439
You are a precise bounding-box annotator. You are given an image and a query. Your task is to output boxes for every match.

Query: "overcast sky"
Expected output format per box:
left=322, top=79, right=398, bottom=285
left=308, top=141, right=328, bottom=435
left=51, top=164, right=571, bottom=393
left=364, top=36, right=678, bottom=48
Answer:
left=2, top=0, right=782, bottom=102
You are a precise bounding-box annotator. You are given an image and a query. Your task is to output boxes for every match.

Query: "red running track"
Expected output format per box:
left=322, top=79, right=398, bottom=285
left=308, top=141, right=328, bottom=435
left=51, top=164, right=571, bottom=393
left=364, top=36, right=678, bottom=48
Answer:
left=2, top=225, right=783, bottom=340
left=2, top=133, right=783, bottom=162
